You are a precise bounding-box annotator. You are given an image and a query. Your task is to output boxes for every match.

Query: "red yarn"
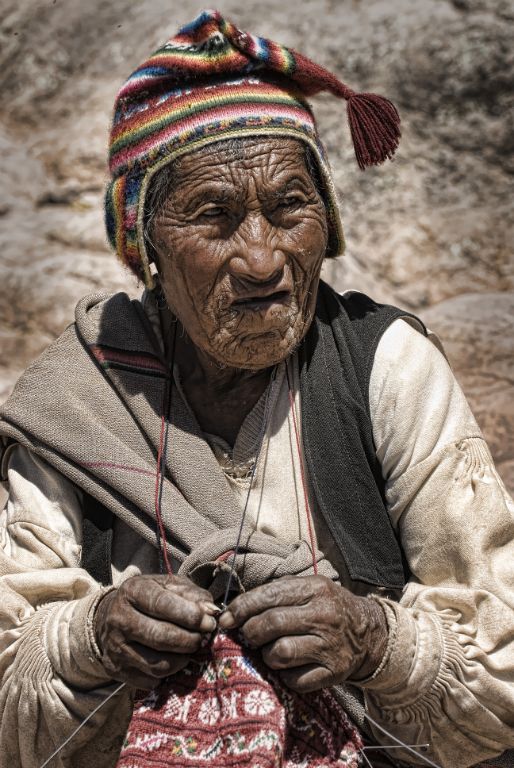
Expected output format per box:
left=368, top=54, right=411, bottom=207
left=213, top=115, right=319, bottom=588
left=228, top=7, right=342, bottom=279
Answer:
left=346, top=92, right=401, bottom=170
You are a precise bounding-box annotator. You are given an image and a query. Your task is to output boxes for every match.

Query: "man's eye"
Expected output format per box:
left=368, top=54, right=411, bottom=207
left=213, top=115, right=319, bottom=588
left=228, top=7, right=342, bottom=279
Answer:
left=199, top=206, right=225, bottom=218
left=277, top=196, right=303, bottom=209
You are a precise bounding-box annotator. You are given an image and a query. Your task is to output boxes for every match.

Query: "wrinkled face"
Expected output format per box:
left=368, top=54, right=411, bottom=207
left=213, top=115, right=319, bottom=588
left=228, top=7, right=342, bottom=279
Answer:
left=149, top=137, right=328, bottom=370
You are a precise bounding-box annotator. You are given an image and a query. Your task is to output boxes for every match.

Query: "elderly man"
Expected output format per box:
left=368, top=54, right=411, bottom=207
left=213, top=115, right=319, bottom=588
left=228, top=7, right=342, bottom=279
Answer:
left=0, top=10, right=513, bottom=768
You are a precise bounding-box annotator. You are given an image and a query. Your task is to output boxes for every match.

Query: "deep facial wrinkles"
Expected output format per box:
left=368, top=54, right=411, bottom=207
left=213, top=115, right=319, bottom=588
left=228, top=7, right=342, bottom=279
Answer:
left=152, top=137, right=328, bottom=371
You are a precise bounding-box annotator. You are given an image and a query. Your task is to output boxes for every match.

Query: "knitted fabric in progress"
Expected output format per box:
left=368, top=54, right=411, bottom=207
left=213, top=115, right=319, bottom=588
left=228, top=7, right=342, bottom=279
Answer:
left=117, top=630, right=363, bottom=767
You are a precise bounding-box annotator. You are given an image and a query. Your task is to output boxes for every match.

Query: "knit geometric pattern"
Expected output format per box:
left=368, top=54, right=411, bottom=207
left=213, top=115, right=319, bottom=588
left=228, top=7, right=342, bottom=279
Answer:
left=105, top=9, right=347, bottom=286
left=116, top=631, right=363, bottom=767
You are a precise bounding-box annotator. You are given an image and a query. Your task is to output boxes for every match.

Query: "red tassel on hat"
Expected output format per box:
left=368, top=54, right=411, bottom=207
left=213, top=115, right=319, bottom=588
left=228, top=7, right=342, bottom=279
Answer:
left=222, top=16, right=402, bottom=170
left=346, top=91, right=401, bottom=169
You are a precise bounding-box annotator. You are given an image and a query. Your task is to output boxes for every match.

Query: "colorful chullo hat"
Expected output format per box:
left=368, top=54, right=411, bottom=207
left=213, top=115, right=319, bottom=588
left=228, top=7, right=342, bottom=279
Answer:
left=105, top=9, right=401, bottom=287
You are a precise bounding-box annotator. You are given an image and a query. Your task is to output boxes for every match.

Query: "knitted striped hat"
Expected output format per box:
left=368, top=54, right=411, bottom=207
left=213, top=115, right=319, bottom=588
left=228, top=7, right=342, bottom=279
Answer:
left=105, top=9, right=401, bottom=287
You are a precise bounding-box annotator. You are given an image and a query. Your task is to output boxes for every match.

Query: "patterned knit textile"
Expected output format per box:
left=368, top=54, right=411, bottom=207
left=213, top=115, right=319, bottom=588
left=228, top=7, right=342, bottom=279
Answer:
left=116, top=630, right=363, bottom=767
left=105, top=9, right=401, bottom=287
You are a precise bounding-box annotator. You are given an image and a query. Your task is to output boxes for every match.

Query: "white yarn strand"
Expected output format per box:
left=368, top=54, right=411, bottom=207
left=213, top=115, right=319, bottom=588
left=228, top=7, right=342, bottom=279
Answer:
left=39, top=682, right=126, bottom=768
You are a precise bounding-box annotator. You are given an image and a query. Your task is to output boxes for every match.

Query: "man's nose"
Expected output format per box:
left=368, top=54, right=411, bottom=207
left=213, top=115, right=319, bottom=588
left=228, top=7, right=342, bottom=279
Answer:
left=229, top=211, right=286, bottom=283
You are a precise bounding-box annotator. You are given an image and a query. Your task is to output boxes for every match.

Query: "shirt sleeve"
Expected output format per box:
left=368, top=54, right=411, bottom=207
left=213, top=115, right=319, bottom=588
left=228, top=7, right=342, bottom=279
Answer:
left=0, top=444, right=132, bottom=768
left=359, top=318, right=514, bottom=767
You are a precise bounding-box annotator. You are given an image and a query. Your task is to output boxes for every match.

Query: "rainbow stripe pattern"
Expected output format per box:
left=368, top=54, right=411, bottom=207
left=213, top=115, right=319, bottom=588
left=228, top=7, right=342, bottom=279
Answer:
left=105, top=10, right=360, bottom=285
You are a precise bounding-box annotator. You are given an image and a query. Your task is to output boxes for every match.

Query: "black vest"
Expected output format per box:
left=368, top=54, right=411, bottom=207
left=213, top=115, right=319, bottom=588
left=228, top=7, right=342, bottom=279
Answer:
left=300, top=282, right=425, bottom=589
left=83, top=281, right=425, bottom=591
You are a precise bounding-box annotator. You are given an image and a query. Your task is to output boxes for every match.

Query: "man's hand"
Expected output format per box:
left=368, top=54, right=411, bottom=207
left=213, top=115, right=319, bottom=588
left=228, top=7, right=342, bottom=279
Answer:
left=94, top=575, right=218, bottom=689
left=218, top=576, right=388, bottom=693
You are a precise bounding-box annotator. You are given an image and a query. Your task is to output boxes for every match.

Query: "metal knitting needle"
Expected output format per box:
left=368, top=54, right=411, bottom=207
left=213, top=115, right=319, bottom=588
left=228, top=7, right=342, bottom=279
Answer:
left=39, top=682, right=126, bottom=768
left=362, top=744, right=430, bottom=751
left=362, top=711, right=442, bottom=768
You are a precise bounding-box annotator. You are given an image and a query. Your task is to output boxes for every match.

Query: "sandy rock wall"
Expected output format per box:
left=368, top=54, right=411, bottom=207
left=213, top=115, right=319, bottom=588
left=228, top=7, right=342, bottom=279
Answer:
left=0, top=0, right=512, bottom=489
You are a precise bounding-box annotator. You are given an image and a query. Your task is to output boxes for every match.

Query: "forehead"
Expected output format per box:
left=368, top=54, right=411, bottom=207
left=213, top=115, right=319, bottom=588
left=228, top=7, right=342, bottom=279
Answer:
left=173, top=136, right=309, bottom=185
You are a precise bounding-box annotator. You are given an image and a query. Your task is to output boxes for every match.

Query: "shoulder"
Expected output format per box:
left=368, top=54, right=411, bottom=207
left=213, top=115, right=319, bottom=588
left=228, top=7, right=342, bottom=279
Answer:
left=373, top=315, right=446, bottom=378
left=312, top=282, right=428, bottom=393
left=74, top=290, right=146, bottom=343
left=0, top=290, right=147, bottom=444
left=370, top=317, right=481, bottom=476
left=317, top=281, right=426, bottom=340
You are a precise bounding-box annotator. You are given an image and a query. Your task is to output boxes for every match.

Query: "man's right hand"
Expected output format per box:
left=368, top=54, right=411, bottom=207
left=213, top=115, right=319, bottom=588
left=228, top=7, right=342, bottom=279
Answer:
left=93, top=574, right=218, bottom=689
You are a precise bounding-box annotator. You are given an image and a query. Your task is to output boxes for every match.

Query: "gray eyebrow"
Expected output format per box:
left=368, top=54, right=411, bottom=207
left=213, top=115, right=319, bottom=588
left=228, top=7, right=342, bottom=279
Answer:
left=259, top=175, right=319, bottom=205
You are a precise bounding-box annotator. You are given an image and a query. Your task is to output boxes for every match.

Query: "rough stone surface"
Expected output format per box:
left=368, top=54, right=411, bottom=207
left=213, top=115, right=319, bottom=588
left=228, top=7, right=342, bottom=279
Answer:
left=0, top=0, right=512, bottom=491
left=422, top=293, right=514, bottom=493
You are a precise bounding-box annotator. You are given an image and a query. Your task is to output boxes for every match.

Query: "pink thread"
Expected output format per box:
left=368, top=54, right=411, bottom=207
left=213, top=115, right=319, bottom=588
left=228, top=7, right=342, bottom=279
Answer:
left=81, top=461, right=155, bottom=477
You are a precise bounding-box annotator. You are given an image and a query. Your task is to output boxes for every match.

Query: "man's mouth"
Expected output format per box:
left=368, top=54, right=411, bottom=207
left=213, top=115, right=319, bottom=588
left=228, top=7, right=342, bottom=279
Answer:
left=231, top=290, right=290, bottom=311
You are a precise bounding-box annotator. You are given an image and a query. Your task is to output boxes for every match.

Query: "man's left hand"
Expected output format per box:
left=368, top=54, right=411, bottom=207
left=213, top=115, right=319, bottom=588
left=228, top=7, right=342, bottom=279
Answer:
left=218, top=576, right=388, bottom=693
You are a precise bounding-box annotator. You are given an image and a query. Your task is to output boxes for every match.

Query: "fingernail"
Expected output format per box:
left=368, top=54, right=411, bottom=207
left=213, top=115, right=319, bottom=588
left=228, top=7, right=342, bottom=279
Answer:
left=218, top=611, right=235, bottom=629
left=203, top=602, right=221, bottom=615
left=200, top=614, right=217, bottom=632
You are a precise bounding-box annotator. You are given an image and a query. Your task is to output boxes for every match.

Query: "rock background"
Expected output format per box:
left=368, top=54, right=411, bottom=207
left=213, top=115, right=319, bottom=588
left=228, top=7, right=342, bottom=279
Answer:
left=0, top=0, right=513, bottom=490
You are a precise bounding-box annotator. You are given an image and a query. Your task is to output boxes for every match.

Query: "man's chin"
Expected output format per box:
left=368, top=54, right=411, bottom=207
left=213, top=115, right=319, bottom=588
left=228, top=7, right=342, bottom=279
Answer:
left=209, top=321, right=308, bottom=371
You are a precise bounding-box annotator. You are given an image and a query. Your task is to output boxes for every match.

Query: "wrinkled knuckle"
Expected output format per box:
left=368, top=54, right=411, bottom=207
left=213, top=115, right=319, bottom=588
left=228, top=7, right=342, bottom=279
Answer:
left=145, top=622, right=167, bottom=648
left=153, top=590, right=174, bottom=617
left=265, top=581, right=284, bottom=604
left=241, top=618, right=259, bottom=646
left=105, top=644, right=127, bottom=675
left=147, top=658, right=174, bottom=677
left=272, top=638, right=295, bottom=666
left=113, top=634, right=132, bottom=660
left=226, top=598, right=244, bottom=622
left=188, top=603, right=204, bottom=626
left=269, top=609, right=291, bottom=633
left=317, top=603, right=338, bottom=628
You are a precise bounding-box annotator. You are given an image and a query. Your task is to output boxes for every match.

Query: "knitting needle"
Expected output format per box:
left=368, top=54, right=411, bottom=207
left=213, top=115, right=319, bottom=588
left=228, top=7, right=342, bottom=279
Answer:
left=363, top=744, right=429, bottom=751
left=359, top=749, right=374, bottom=768
left=39, top=682, right=127, bottom=768
left=39, top=682, right=441, bottom=768
left=362, top=711, right=442, bottom=768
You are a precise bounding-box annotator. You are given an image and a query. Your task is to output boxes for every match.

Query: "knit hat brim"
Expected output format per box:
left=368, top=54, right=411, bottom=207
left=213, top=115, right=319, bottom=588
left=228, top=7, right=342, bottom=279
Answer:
left=106, top=9, right=400, bottom=285
left=105, top=78, right=345, bottom=287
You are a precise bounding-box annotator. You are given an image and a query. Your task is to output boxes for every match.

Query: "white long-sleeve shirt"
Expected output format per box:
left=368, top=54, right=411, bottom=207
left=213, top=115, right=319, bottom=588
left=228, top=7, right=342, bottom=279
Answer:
left=0, top=316, right=513, bottom=768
